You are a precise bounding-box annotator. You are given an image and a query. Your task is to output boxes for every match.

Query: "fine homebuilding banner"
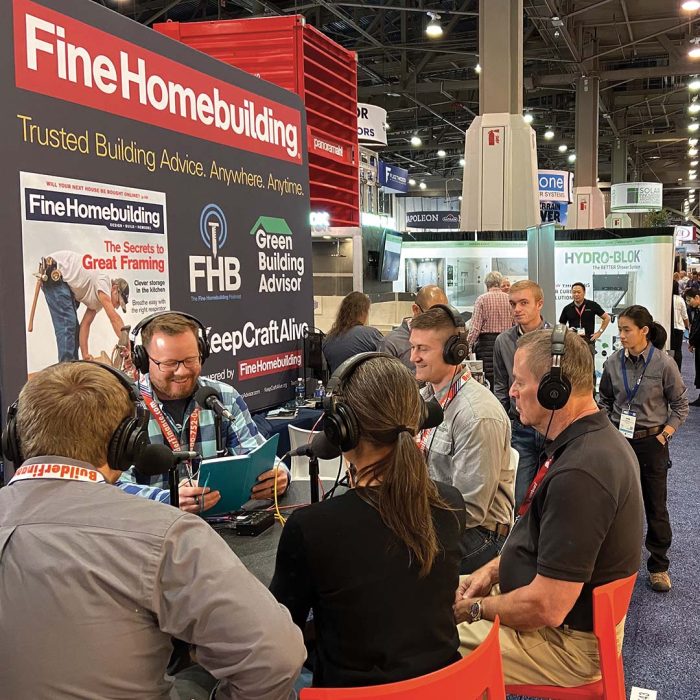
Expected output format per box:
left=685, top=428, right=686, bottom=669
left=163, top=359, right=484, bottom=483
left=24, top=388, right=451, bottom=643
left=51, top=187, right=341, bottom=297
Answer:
left=1, top=0, right=312, bottom=418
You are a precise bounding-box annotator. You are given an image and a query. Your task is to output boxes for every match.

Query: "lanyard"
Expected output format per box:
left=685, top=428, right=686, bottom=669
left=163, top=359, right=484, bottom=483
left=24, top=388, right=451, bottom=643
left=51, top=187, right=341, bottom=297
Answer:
left=417, top=369, right=470, bottom=453
left=575, top=304, right=586, bottom=325
left=9, top=462, right=106, bottom=485
left=142, top=393, right=200, bottom=457
left=621, top=346, right=655, bottom=408
left=516, top=455, right=554, bottom=519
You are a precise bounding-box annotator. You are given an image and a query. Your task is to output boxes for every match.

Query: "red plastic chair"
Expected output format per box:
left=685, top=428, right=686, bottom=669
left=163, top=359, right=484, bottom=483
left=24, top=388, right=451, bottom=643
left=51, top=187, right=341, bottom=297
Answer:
left=301, top=616, right=506, bottom=699
left=506, top=573, right=638, bottom=700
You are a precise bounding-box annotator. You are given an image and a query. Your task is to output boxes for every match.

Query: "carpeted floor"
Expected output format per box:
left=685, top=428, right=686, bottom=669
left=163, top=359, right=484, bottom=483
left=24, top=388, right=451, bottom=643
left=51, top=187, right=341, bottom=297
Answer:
left=620, top=345, right=700, bottom=699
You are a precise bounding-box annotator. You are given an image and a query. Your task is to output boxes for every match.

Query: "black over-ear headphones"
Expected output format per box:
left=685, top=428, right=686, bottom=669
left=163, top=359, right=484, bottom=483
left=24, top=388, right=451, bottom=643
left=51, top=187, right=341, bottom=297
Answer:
left=129, top=311, right=211, bottom=374
left=431, top=304, right=469, bottom=365
left=322, top=352, right=438, bottom=452
left=1, top=361, right=149, bottom=470
left=537, top=324, right=572, bottom=411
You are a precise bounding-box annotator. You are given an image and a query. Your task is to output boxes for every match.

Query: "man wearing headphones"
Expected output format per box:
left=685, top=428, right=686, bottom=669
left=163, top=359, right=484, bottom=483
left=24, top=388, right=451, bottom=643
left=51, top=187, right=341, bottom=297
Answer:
left=117, top=312, right=289, bottom=512
left=0, top=361, right=305, bottom=699
left=454, top=328, right=642, bottom=687
left=410, top=306, right=514, bottom=574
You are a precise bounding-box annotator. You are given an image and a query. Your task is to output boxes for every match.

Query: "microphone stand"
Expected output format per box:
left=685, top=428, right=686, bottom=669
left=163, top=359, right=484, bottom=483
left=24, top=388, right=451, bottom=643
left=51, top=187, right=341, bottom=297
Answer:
left=168, top=465, right=180, bottom=508
left=309, top=455, right=320, bottom=504
left=214, top=414, right=225, bottom=457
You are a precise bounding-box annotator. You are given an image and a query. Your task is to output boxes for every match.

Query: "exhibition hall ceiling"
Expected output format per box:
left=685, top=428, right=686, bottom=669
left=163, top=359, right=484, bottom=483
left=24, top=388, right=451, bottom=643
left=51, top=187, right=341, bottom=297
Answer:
left=107, top=0, right=700, bottom=207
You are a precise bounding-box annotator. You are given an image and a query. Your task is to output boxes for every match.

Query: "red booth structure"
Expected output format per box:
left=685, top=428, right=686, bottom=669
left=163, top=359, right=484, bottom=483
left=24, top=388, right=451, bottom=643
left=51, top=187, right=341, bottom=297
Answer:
left=156, top=16, right=360, bottom=229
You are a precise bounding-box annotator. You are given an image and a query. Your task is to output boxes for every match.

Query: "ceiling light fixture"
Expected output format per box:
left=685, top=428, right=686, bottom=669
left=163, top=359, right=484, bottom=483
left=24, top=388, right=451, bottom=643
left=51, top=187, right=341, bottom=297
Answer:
left=568, top=153, right=577, bottom=163
left=689, top=38, right=700, bottom=58
left=437, top=149, right=446, bottom=158
left=419, top=181, right=427, bottom=190
left=689, top=122, right=700, bottom=132
left=682, top=0, right=700, bottom=10
left=410, top=135, right=422, bottom=147
left=690, top=103, right=700, bottom=114
left=458, top=195, right=463, bottom=201
left=544, top=129, right=555, bottom=140
left=459, top=157, right=466, bottom=166
left=690, top=147, right=699, bottom=156
left=523, top=112, right=534, bottom=124
left=425, top=12, right=443, bottom=38
left=692, top=160, right=699, bottom=166
left=690, top=78, right=700, bottom=91
left=690, top=138, right=699, bottom=146
left=558, top=144, right=568, bottom=152
left=408, top=178, right=417, bottom=186
left=474, top=63, right=481, bottom=74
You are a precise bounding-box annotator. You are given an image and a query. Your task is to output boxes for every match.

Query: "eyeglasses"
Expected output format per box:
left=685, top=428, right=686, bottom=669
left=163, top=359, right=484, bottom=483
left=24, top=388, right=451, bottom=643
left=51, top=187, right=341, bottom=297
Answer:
left=149, top=355, right=201, bottom=372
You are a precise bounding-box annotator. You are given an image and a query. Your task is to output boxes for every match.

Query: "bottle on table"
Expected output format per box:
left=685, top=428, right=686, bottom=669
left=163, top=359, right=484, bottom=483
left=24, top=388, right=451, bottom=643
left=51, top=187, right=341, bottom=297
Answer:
left=314, top=380, right=325, bottom=400
left=295, top=377, right=306, bottom=407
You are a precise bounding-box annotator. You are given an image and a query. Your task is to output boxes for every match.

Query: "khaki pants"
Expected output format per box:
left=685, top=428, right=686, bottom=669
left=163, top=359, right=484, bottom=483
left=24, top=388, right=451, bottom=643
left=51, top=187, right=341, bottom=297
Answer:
left=457, top=587, right=625, bottom=687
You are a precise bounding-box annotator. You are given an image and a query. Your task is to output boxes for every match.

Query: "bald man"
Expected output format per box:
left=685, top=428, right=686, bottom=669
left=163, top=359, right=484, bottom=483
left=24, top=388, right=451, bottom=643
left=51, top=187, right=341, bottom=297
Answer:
left=379, top=285, right=448, bottom=371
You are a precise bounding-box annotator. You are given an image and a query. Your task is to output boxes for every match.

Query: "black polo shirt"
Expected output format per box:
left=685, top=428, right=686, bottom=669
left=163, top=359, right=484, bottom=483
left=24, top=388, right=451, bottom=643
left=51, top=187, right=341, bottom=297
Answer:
left=498, top=410, right=643, bottom=631
left=559, top=299, right=606, bottom=339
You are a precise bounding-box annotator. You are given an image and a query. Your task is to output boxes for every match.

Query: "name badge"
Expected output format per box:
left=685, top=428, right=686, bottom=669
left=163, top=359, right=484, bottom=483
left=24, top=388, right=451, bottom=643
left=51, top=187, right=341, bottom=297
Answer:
left=619, top=410, right=637, bottom=439
left=576, top=327, right=586, bottom=336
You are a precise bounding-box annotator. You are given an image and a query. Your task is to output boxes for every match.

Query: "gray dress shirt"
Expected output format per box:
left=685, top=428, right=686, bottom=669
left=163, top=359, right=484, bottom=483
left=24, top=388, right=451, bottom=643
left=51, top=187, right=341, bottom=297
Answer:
left=0, top=456, right=305, bottom=700
left=379, top=318, right=413, bottom=370
left=421, top=376, right=514, bottom=530
left=599, top=345, right=689, bottom=430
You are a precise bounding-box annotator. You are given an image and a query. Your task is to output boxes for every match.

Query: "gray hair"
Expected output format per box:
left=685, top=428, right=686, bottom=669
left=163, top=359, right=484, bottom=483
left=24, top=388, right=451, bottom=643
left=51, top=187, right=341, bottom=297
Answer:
left=485, top=271, right=503, bottom=289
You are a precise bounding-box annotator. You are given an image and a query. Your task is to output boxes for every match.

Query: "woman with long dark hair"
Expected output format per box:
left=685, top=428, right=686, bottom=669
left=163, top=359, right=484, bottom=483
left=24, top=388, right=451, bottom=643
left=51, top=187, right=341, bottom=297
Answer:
left=599, top=305, right=688, bottom=593
left=322, top=291, right=383, bottom=373
left=270, top=355, right=466, bottom=688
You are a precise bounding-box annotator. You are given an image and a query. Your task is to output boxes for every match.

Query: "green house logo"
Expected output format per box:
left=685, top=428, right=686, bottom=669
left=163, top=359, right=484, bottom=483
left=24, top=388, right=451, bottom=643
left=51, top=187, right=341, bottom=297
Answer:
left=250, top=216, right=292, bottom=236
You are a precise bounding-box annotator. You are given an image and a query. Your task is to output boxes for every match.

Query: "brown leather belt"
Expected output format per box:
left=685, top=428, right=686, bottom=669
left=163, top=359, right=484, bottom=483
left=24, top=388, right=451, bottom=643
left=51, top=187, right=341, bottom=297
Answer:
left=481, top=523, right=511, bottom=538
left=628, top=425, right=664, bottom=441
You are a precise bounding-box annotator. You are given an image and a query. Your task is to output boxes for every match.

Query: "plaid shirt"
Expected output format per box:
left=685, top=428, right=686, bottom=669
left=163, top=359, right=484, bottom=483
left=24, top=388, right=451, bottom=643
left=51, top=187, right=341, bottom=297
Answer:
left=467, top=289, right=514, bottom=349
left=117, top=374, right=273, bottom=501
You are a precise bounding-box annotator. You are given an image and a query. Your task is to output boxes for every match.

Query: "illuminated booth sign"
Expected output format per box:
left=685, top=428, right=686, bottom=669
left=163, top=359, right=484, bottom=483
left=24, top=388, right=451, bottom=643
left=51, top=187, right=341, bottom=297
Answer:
left=611, top=182, right=663, bottom=213
left=406, top=211, right=460, bottom=229
left=538, top=170, right=572, bottom=225
left=379, top=161, right=408, bottom=193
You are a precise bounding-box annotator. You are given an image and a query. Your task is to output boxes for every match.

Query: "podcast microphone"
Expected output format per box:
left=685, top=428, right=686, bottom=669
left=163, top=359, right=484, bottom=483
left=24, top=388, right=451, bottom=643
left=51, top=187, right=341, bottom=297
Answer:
left=133, top=444, right=200, bottom=476
left=194, top=385, right=235, bottom=422
left=421, top=397, right=444, bottom=430
left=287, top=432, right=342, bottom=460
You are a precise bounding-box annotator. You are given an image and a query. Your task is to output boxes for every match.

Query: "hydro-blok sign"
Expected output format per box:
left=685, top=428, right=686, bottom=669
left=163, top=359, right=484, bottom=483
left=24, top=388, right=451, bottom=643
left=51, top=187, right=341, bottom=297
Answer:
left=0, top=0, right=313, bottom=417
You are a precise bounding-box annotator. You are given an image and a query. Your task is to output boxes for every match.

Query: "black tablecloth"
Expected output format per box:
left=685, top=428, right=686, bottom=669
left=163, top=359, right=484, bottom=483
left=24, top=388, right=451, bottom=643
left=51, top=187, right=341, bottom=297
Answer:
left=253, top=407, right=324, bottom=458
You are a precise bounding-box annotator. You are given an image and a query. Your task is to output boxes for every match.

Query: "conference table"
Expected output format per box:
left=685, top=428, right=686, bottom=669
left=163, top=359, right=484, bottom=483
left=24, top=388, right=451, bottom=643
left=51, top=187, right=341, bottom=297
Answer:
left=218, top=479, right=341, bottom=585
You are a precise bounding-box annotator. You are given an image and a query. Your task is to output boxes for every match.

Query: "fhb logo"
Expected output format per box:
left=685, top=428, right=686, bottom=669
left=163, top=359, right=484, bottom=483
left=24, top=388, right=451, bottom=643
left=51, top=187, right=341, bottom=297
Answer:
left=189, top=204, right=241, bottom=293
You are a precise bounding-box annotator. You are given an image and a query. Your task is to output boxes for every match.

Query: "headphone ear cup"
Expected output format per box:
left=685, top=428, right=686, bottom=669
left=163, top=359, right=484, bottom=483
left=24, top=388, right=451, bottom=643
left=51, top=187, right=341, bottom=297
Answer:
left=443, top=335, right=469, bottom=365
left=132, top=345, right=150, bottom=374
left=324, top=402, right=359, bottom=452
left=1, top=403, right=22, bottom=465
left=108, top=418, right=149, bottom=471
left=537, top=372, right=572, bottom=411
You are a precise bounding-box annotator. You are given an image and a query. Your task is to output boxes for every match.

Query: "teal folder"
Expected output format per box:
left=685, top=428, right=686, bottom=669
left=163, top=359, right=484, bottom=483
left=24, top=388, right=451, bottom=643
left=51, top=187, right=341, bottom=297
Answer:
left=196, top=434, right=279, bottom=516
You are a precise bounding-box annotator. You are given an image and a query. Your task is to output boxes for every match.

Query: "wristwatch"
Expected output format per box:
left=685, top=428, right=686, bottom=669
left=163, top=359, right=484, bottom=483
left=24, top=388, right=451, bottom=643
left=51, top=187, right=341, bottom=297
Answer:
left=661, top=430, right=673, bottom=444
left=466, top=599, right=483, bottom=624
